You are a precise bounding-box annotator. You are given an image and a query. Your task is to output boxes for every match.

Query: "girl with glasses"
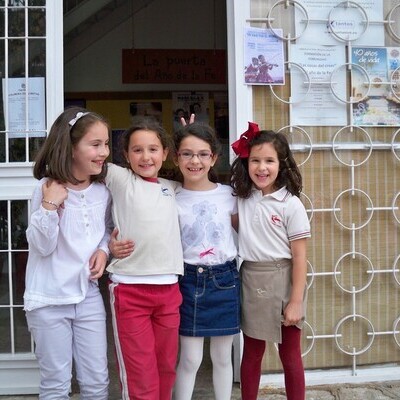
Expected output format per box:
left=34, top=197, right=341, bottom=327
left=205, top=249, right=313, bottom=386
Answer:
left=173, top=122, right=240, bottom=400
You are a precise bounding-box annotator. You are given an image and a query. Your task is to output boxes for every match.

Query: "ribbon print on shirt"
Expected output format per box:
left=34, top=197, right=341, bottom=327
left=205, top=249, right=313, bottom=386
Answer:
left=181, top=200, right=225, bottom=260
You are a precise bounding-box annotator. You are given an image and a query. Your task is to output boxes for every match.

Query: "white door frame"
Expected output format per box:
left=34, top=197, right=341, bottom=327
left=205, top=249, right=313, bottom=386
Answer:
left=226, top=0, right=252, bottom=383
left=0, top=1, right=64, bottom=394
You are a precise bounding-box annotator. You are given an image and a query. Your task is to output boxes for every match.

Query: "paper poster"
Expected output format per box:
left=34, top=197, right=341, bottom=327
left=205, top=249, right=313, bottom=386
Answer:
left=172, top=92, right=209, bottom=132
left=290, top=44, right=347, bottom=126
left=3, top=77, right=46, bottom=138
left=244, top=27, right=285, bottom=85
left=295, top=0, right=384, bottom=46
left=129, top=101, right=162, bottom=122
left=351, top=47, right=400, bottom=126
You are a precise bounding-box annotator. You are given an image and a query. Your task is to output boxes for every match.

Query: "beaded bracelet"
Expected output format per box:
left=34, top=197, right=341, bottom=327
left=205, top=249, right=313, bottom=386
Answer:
left=42, top=199, right=59, bottom=209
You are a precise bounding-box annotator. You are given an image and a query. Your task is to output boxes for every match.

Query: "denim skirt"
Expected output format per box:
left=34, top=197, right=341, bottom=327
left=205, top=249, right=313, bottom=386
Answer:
left=179, top=259, right=241, bottom=337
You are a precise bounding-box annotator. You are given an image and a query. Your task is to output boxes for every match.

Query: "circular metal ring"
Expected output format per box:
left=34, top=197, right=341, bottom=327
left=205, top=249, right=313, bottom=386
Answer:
left=270, top=61, right=311, bottom=104
left=333, top=189, right=374, bottom=230
left=306, top=260, right=315, bottom=289
left=335, top=314, right=375, bottom=355
left=274, top=320, right=315, bottom=357
left=393, top=254, right=400, bottom=286
left=387, top=4, right=400, bottom=42
left=334, top=252, right=374, bottom=293
left=330, top=63, right=371, bottom=104
left=277, top=125, right=313, bottom=167
left=332, top=125, right=373, bottom=167
left=391, top=128, right=400, bottom=162
left=301, top=320, right=315, bottom=357
left=300, top=191, right=314, bottom=223
left=390, top=66, right=400, bottom=102
left=393, top=316, right=400, bottom=348
left=267, top=0, right=309, bottom=41
left=392, top=192, right=400, bottom=225
left=327, top=1, right=369, bottom=42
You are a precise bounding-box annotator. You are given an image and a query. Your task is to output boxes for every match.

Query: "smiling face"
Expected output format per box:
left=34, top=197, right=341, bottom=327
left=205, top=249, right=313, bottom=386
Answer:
left=125, top=129, right=168, bottom=179
left=248, top=141, right=280, bottom=195
left=71, top=121, right=109, bottom=182
left=176, top=135, right=217, bottom=190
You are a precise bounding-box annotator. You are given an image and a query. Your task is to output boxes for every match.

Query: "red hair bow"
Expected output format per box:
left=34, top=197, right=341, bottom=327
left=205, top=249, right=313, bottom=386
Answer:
left=231, top=122, right=260, bottom=158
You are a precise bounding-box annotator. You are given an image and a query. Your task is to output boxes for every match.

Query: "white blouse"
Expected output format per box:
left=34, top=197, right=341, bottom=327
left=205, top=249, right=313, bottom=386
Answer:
left=24, top=178, right=112, bottom=311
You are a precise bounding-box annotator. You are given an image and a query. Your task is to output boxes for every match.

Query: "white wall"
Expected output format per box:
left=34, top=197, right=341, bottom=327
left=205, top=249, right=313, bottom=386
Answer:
left=64, top=0, right=227, bottom=92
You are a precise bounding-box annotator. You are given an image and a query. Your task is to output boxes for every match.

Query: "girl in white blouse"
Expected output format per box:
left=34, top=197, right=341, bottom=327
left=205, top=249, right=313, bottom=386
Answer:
left=24, top=107, right=113, bottom=399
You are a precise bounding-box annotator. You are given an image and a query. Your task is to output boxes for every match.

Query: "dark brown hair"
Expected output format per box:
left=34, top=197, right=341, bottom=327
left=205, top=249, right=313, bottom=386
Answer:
left=33, top=106, right=110, bottom=184
left=230, top=130, right=303, bottom=198
left=118, top=116, right=171, bottom=169
left=173, top=122, right=221, bottom=183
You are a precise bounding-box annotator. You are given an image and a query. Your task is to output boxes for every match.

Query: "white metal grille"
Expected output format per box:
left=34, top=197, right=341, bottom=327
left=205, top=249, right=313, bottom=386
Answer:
left=247, top=0, right=400, bottom=377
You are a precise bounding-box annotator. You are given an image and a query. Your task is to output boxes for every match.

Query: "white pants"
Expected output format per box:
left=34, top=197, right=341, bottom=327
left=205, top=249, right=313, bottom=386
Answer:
left=26, top=282, right=109, bottom=400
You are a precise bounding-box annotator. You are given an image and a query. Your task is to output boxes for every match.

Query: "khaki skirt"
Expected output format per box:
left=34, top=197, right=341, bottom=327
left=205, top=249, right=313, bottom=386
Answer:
left=240, top=259, right=307, bottom=343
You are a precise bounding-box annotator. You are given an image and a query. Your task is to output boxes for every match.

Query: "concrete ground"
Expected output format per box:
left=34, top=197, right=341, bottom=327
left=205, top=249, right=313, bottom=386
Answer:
left=2, top=381, right=400, bottom=399
left=2, top=337, right=400, bottom=399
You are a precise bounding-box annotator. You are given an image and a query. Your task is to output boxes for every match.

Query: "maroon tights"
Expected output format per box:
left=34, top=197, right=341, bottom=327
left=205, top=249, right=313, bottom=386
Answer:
left=240, top=326, right=305, bottom=400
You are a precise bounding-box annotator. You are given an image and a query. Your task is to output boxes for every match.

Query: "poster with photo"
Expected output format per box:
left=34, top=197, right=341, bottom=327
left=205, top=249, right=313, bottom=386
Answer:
left=294, top=0, right=384, bottom=46
left=244, top=27, right=285, bottom=85
left=172, top=92, right=209, bottom=132
left=290, top=44, right=347, bottom=126
left=351, top=47, right=400, bottom=126
left=129, top=101, right=163, bottom=122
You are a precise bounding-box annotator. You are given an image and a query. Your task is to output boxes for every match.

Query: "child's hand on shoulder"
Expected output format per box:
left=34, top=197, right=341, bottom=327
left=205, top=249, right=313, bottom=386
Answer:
left=42, top=179, right=68, bottom=210
left=88, top=249, right=108, bottom=280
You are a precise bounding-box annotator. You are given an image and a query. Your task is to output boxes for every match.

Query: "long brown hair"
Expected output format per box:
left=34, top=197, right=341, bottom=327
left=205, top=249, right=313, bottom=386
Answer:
left=33, top=106, right=110, bottom=184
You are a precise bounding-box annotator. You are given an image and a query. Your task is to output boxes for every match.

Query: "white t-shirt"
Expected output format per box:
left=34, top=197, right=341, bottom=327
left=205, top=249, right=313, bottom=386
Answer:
left=24, top=178, right=112, bottom=311
left=238, top=186, right=311, bottom=262
left=175, top=183, right=238, bottom=265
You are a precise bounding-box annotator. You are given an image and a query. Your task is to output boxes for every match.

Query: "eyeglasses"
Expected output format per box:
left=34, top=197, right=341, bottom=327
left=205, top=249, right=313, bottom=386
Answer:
left=177, top=151, right=213, bottom=161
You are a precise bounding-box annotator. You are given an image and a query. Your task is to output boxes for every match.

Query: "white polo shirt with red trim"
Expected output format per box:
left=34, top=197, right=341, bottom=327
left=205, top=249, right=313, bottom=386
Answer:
left=238, top=186, right=311, bottom=262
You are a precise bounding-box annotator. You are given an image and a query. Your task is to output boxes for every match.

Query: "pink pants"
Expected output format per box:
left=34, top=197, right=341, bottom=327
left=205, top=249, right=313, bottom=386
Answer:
left=108, top=282, right=182, bottom=400
left=241, top=326, right=305, bottom=400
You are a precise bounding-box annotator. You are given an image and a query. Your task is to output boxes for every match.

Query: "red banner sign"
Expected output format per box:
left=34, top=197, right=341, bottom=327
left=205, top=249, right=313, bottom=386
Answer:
left=122, top=49, right=226, bottom=84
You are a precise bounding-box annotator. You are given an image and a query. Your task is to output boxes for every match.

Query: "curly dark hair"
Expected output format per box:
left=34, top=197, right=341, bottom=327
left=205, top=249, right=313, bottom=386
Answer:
left=230, top=130, right=302, bottom=198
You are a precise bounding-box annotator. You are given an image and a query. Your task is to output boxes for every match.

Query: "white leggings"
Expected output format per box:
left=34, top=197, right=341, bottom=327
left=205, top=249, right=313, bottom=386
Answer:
left=174, top=335, right=234, bottom=400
